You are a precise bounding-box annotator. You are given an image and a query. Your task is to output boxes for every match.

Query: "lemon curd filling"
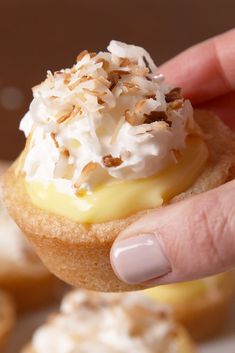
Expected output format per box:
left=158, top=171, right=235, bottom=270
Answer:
left=144, top=273, right=230, bottom=304
left=24, top=136, right=208, bottom=223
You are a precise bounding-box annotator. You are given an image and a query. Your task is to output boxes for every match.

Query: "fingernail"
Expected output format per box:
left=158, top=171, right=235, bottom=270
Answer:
left=110, top=233, right=171, bottom=284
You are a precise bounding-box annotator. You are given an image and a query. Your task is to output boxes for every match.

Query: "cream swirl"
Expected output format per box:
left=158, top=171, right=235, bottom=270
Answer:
left=20, top=40, right=198, bottom=193
left=31, top=290, right=183, bottom=353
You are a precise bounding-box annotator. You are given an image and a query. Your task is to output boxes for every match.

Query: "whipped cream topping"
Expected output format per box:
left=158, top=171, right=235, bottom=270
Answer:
left=20, top=40, right=199, bottom=193
left=31, top=290, right=183, bottom=353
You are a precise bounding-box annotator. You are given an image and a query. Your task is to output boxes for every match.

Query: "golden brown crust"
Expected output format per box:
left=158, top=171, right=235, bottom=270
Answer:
left=0, top=290, right=15, bottom=350
left=3, top=110, right=235, bottom=292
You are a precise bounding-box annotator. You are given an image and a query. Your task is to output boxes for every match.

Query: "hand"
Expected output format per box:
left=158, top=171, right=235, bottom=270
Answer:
left=110, top=29, right=235, bottom=286
left=161, top=28, right=235, bottom=130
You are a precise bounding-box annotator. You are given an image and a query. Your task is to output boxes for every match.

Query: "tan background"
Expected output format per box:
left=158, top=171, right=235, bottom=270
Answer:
left=0, top=0, right=234, bottom=159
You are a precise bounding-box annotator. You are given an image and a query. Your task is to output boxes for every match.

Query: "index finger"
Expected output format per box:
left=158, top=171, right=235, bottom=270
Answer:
left=160, top=28, right=235, bottom=105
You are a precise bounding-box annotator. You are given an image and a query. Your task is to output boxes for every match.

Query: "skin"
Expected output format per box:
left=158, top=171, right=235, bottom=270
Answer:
left=110, top=28, right=235, bottom=286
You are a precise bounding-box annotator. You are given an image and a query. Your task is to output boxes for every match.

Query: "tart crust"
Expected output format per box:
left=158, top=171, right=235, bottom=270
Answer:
left=2, top=110, right=235, bottom=292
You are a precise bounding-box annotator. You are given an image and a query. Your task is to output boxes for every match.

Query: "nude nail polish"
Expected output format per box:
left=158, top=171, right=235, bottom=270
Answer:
left=110, top=233, right=171, bottom=284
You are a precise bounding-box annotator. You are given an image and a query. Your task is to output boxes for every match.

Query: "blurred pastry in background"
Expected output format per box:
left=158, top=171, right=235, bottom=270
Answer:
left=3, top=41, right=235, bottom=292
left=0, top=290, right=15, bottom=350
left=145, top=272, right=235, bottom=341
left=22, top=289, right=196, bottom=353
left=0, top=161, right=60, bottom=313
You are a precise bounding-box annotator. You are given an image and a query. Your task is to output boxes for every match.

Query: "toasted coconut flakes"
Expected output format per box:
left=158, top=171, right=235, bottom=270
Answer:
left=112, top=70, right=130, bottom=76
left=74, top=162, right=98, bottom=189
left=123, top=82, right=140, bottom=92
left=103, top=154, right=123, bottom=167
left=89, top=52, right=97, bottom=58
left=146, top=94, right=156, bottom=99
left=68, top=79, right=81, bottom=90
left=98, top=97, right=107, bottom=105
left=70, top=67, right=77, bottom=74
left=132, top=66, right=149, bottom=76
left=83, top=88, right=106, bottom=97
left=57, top=113, right=71, bottom=124
left=79, top=75, right=93, bottom=83
left=54, top=70, right=63, bottom=75
left=82, top=162, right=98, bottom=175
left=108, top=72, right=120, bottom=90
left=135, top=99, right=146, bottom=113
left=125, top=110, right=139, bottom=126
left=50, top=95, right=59, bottom=100
left=50, top=132, right=59, bottom=148
left=69, top=76, right=93, bottom=90
left=76, top=50, right=89, bottom=62
left=144, top=111, right=171, bottom=125
left=64, top=73, right=72, bottom=85
left=61, top=148, right=70, bottom=157
left=96, top=76, right=111, bottom=87
left=96, top=58, right=110, bottom=71
left=165, top=87, right=182, bottom=103
left=168, top=99, right=184, bottom=110
left=57, top=106, right=79, bottom=124
left=120, top=58, right=131, bottom=67
left=110, top=116, right=126, bottom=144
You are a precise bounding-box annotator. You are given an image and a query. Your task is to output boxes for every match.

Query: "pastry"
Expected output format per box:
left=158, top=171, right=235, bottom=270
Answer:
left=0, top=161, right=59, bottom=312
left=0, top=290, right=15, bottom=350
left=145, top=272, right=235, bottom=341
left=22, top=289, right=196, bottom=353
left=3, top=41, right=235, bottom=292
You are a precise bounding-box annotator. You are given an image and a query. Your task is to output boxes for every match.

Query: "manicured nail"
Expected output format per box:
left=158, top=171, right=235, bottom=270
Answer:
left=110, top=233, right=171, bottom=284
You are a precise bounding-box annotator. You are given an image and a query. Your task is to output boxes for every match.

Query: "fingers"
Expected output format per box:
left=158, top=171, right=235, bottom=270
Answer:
left=110, top=180, right=235, bottom=286
left=160, top=28, right=235, bottom=105
left=197, top=91, right=235, bottom=130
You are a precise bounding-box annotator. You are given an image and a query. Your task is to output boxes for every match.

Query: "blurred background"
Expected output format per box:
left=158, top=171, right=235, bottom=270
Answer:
left=0, top=0, right=234, bottom=160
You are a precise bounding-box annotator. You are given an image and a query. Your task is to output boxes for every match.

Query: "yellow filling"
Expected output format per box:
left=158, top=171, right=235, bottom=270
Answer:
left=25, top=136, right=208, bottom=223
left=144, top=273, right=229, bottom=304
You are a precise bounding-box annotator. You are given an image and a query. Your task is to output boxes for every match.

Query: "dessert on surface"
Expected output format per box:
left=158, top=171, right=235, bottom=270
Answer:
left=0, top=162, right=59, bottom=312
left=19, top=40, right=207, bottom=223
left=145, top=272, right=235, bottom=341
left=3, top=41, right=235, bottom=292
left=22, top=289, right=196, bottom=353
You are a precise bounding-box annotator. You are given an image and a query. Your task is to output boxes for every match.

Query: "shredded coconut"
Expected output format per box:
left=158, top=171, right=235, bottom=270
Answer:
left=31, top=290, right=184, bottom=353
left=20, top=40, right=201, bottom=193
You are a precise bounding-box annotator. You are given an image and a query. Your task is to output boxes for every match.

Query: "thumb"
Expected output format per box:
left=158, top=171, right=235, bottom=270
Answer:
left=110, top=180, right=235, bottom=286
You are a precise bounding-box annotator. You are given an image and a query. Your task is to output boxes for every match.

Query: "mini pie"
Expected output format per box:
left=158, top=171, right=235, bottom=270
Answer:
left=3, top=41, right=235, bottom=292
left=0, top=290, right=15, bottom=350
left=145, top=272, right=235, bottom=341
left=21, top=289, right=196, bottom=353
left=0, top=161, right=59, bottom=312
